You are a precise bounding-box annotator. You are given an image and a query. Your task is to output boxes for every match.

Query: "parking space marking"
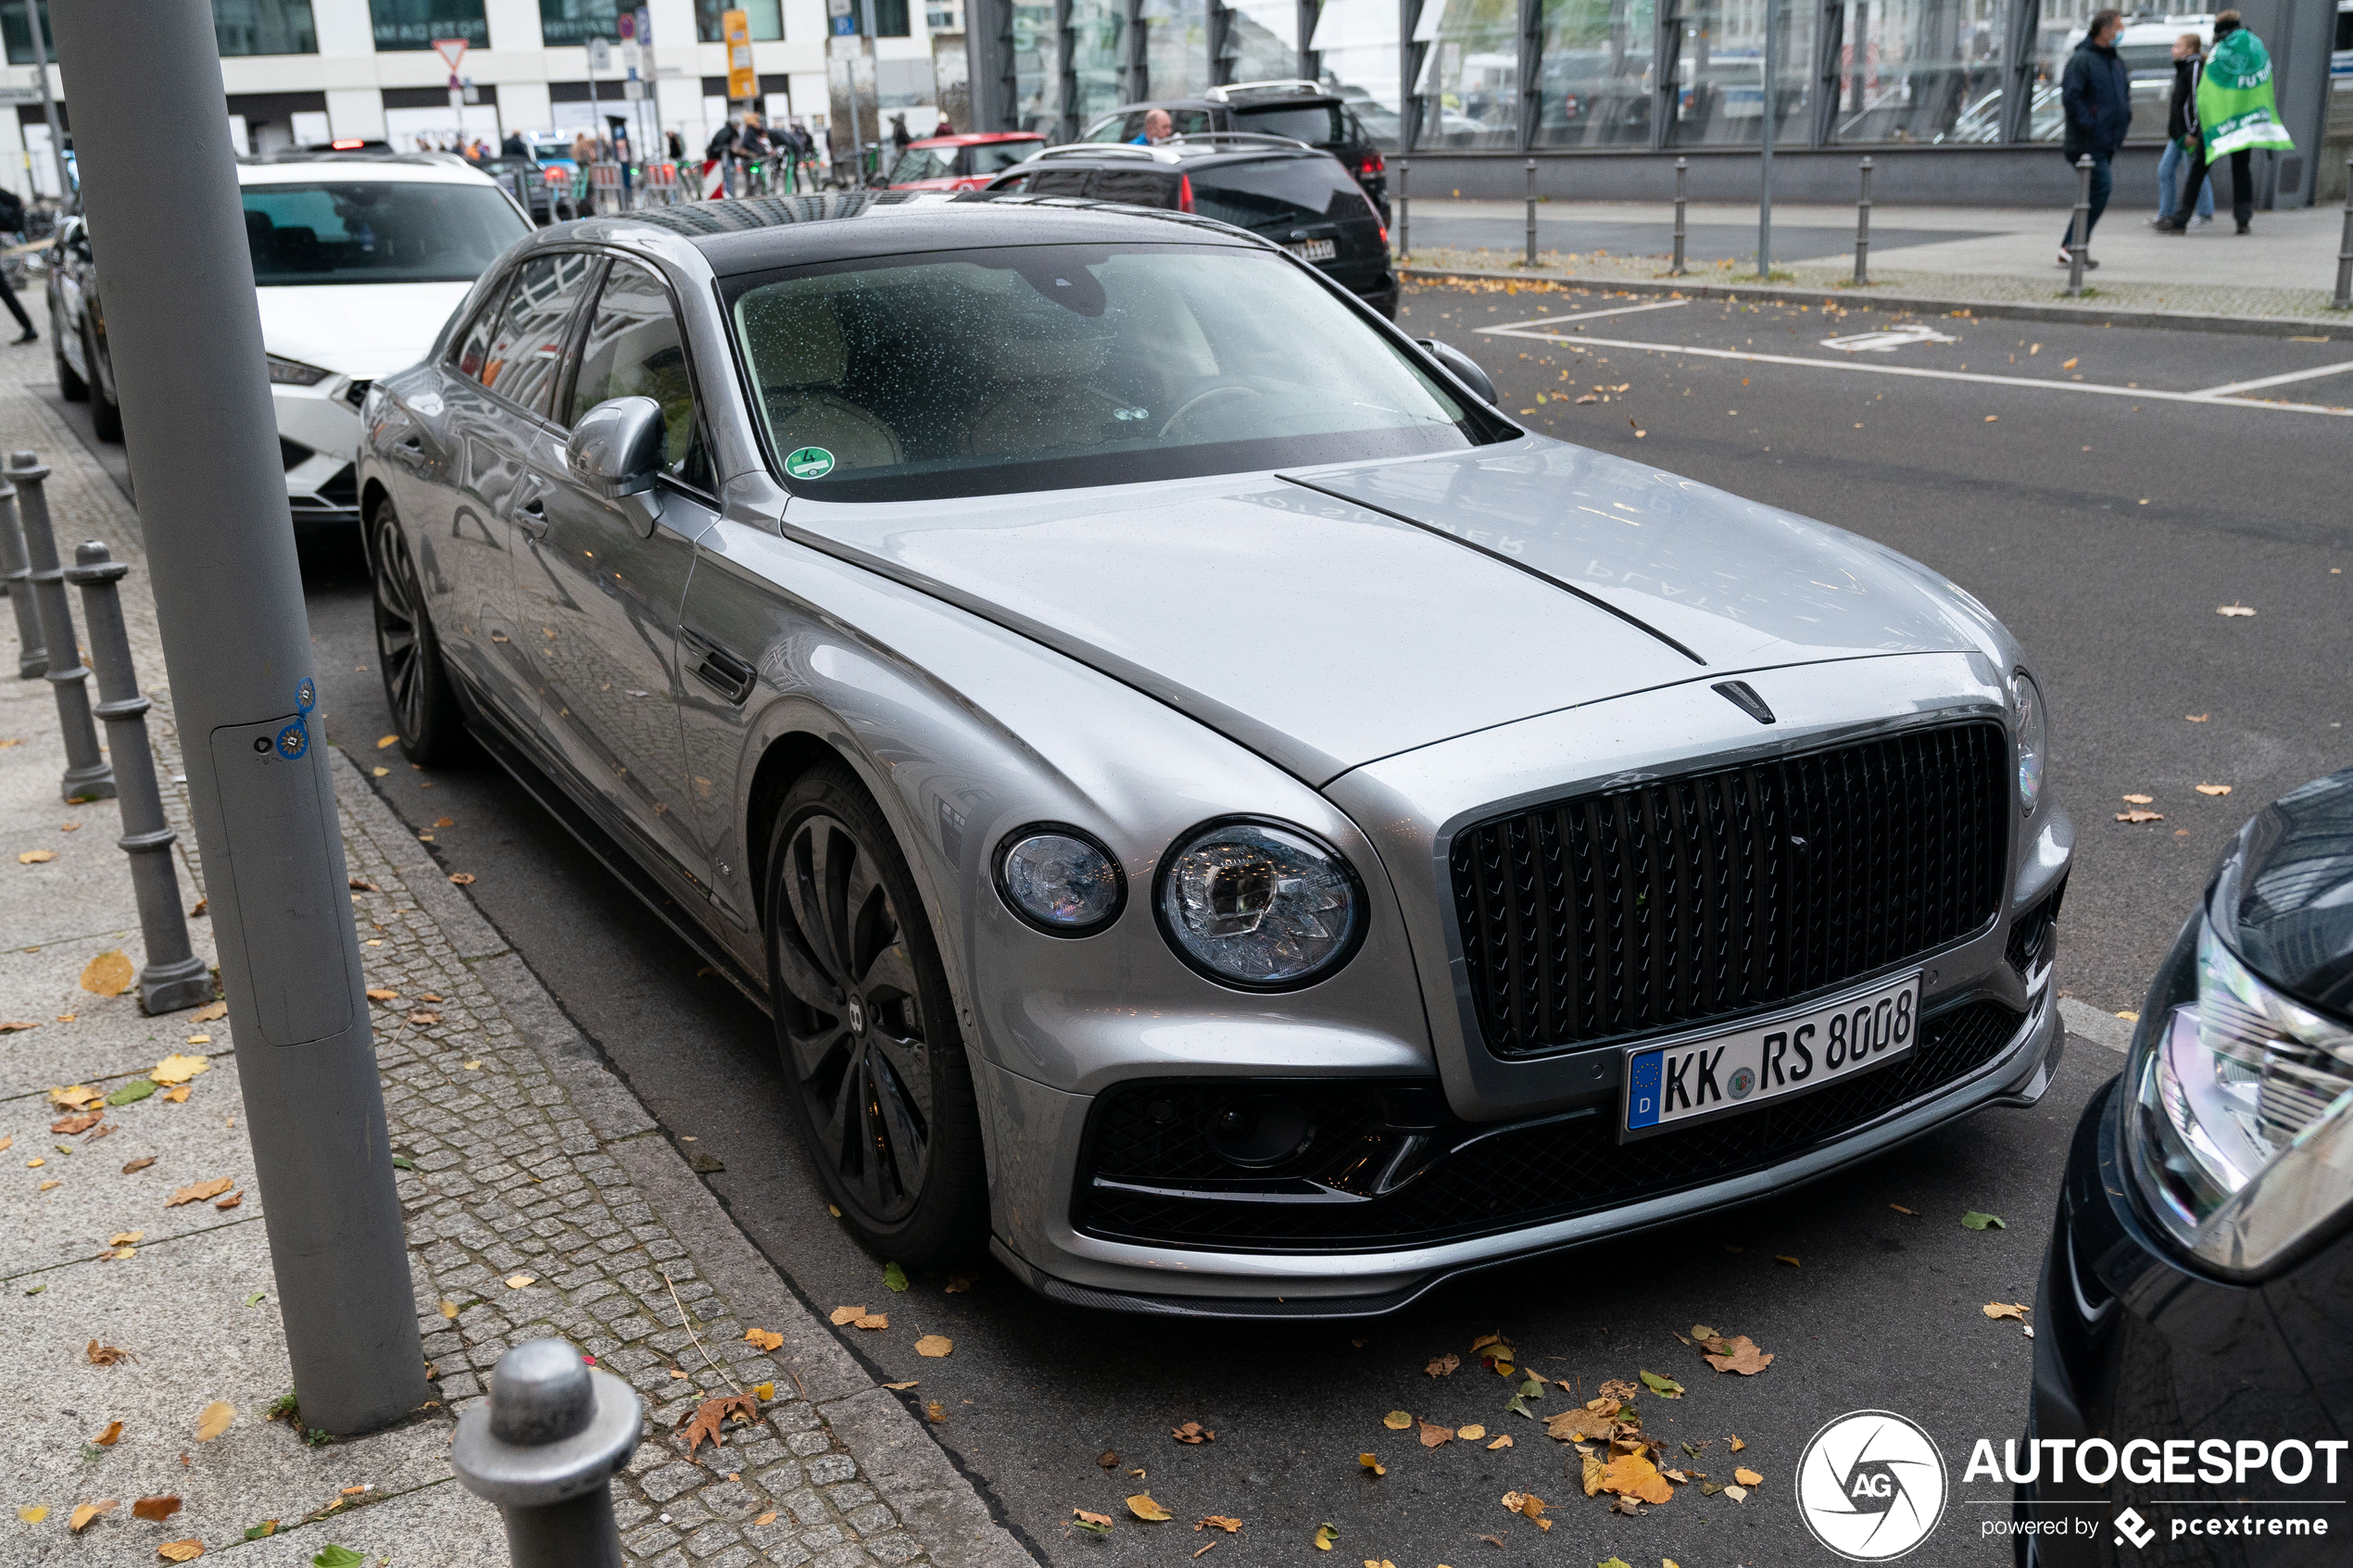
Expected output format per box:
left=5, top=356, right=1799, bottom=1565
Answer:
left=2187, top=359, right=2353, bottom=399
left=1477, top=317, right=2353, bottom=418
left=1471, top=299, right=1692, bottom=330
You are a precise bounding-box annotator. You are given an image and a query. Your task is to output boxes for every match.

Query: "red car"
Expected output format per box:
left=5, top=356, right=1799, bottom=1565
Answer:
left=885, top=132, right=1045, bottom=192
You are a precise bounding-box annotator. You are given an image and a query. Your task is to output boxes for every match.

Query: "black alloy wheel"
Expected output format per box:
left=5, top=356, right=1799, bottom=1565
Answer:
left=367, top=496, right=466, bottom=765
left=764, top=764, right=986, bottom=1263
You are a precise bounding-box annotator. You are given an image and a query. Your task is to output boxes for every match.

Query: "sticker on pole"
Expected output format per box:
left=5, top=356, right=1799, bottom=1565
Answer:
left=274, top=722, right=308, bottom=761
left=785, top=446, right=836, bottom=480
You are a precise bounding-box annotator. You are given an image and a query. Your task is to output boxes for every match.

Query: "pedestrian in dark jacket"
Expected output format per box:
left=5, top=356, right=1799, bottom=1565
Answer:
left=2158, top=10, right=2264, bottom=235
left=0, top=183, right=33, bottom=343
left=2057, top=9, right=2132, bottom=268
left=2156, top=33, right=2215, bottom=226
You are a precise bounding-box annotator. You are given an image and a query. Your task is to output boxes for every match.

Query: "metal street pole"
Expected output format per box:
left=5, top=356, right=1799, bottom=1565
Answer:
left=22, top=0, right=71, bottom=203
left=51, top=0, right=429, bottom=1436
left=1756, top=0, right=1775, bottom=280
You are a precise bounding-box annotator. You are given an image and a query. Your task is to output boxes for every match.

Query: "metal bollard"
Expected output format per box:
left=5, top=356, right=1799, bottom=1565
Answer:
left=1671, top=157, right=1687, bottom=276
left=1524, top=157, right=1538, bottom=268
left=1855, top=156, right=1873, bottom=286
left=453, top=1339, right=642, bottom=1568
left=2334, top=155, right=2352, bottom=311
left=65, top=542, right=210, bottom=1013
left=8, top=452, right=113, bottom=802
left=2067, top=155, right=2092, bottom=296
left=1397, top=158, right=1410, bottom=257
left=0, top=475, right=43, bottom=678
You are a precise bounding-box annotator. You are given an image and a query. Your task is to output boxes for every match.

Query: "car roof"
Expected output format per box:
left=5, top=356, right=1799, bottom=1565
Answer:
left=909, top=132, right=1046, bottom=148
left=236, top=156, right=500, bottom=187
left=567, top=191, right=1262, bottom=277
left=1015, top=135, right=1335, bottom=171
left=1096, top=87, right=1345, bottom=116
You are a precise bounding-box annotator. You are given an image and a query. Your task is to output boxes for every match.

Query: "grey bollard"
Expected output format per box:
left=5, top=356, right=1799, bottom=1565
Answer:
left=1396, top=157, right=1409, bottom=257
left=1855, top=156, right=1874, bottom=286
left=452, top=1339, right=642, bottom=1568
left=0, top=476, right=43, bottom=678
left=2067, top=155, right=2092, bottom=297
left=1524, top=157, right=1538, bottom=268
left=8, top=452, right=114, bottom=801
left=2334, top=155, right=2351, bottom=311
left=66, top=541, right=211, bottom=1013
left=1671, top=156, right=1687, bottom=276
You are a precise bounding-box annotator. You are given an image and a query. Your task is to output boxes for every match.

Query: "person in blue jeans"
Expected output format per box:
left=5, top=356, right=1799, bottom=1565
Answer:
left=2155, top=31, right=2216, bottom=225
left=2057, top=9, right=2132, bottom=269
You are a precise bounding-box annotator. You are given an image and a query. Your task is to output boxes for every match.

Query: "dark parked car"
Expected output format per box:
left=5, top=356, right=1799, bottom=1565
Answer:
left=45, top=212, right=123, bottom=442
left=2016, top=766, right=2353, bottom=1562
left=983, top=137, right=1397, bottom=318
left=1076, top=79, right=1389, bottom=220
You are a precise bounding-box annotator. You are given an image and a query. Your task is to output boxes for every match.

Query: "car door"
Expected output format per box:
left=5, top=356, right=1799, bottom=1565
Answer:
left=447, top=249, right=603, bottom=747
left=511, top=255, right=718, bottom=899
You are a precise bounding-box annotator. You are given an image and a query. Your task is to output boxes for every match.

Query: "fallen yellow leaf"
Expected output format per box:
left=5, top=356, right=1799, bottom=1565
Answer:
left=158, top=1542, right=205, bottom=1562
left=1457, top=1424, right=1486, bottom=1441
left=1314, top=1523, right=1339, bottom=1550
left=108, top=1231, right=144, bottom=1246
left=2195, top=784, right=2233, bottom=797
left=753, top=1382, right=775, bottom=1401
left=1126, top=1494, right=1174, bottom=1522
left=756, top=1511, right=777, bottom=1527
left=166, top=1178, right=233, bottom=1208
left=150, top=1054, right=211, bottom=1086
left=744, top=1327, right=784, bottom=1351
left=1983, top=1301, right=2030, bottom=1322
left=914, top=1334, right=952, bottom=1358
left=1729, top=1434, right=1746, bottom=1451
left=69, top=1499, right=118, bottom=1533
left=505, top=1273, right=536, bottom=1289
left=93, top=1421, right=123, bottom=1447
left=1358, top=1452, right=1385, bottom=1475
left=195, top=1401, right=233, bottom=1441
left=19, top=848, right=56, bottom=864
left=377, top=734, right=399, bottom=749
left=81, top=950, right=134, bottom=997
left=1486, top=1435, right=1513, bottom=1450
left=1382, top=1410, right=1412, bottom=1430
left=18, top=1504, right=47, bottom=1523
left=1734, top=1467, right=1763, bottom=1486
left=193, top=1002, right=227, bottom=1022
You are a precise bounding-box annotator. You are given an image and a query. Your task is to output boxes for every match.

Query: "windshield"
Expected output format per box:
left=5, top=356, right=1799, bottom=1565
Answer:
left=243, top=182, right=530, bottom=285
left=1232, top=103, right=1348, bottom=144
left=728, top=244, right=1477, bottom=501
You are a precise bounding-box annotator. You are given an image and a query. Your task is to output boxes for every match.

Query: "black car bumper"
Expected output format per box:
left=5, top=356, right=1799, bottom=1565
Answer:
left=2015, top=1073, right=2351, bottom=1565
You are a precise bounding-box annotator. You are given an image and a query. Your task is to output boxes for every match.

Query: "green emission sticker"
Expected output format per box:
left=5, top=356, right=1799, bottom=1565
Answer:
left=785, top=446, right=835, bottom=480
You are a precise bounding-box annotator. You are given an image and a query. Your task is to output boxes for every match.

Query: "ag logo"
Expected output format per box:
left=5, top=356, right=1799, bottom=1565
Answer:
left=1794, top=1410, right=1947, bottom=1561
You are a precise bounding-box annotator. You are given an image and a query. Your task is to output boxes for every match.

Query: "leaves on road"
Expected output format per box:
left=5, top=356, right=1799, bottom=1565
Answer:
left=1425, top=1352, right=1459, bottom=1377
left=1457, top=1424, right=1487, bottom=1441
left=1690, top=1326, right=1774, bottom=1375
left=312, top=1548, right=365, bottom=1568
left=883, top=1261, right=910, bottom=1292
left=195, top=1402, right=233, bottom=1442
left=16, top=1505, right=44, bottom=1522
left=1499, top=1490, right=1553, bottom=1530
left=1126, top=1494, right=1173, bottom=1522
left=150, top=1055, right=210, bottom=1086
left=87, top=1341, right=132, bottom=1366
left=50, top=1084, right=103, bottom=1110
left=2196, top=784, right=2233, bottom=796
left=52, top=1112, right=102, bottom=1135
left=1487, top=1435, right=1513, bottom=1449
left=945, top=1273, right=975, bottom=1294
left=1171, top=1421, right=1213, bottom=1443
left=1729, top=1434, right=1747, bottom=1451
left=81, top=951, right=133, bottom=997
left=163, top=1177, right=234, bottom=1210
left=1983, top=1302, right=2031, bottom=1322
left=1358, top=1452, right=1385, bottom=1475
left=830, top=1306, right=889, bottom=1330
left=448, top=872, right=475, bottom=885
left=1314, top=1523, right=1339, bottom=1550
left=744, top=1327, right=784, bottom=1351
left=1775, top=1254, right=1802, bottom=1268
left=678, top=1392, right=761, bottom=1457
left=1961, top=1211, right=2007, bottom=1231
left=915, top=1335, right=953, bottom=1358
left=1638, top=1370, right=1683, bottom=1399
left=120, top=1156, right=155, bottom=1174
left=1196, top=1516, right=1242, bottom=1533
left=1418, top=1421, right=1453, bottom=1449
left=158, top=1540, right=205, bottom=1562
left=1734, top=1467, right=1763, bottom=1486
left=69, top=1499, right=118, bottom=1533
left=1598, top=1451, right=1673, bottom=1506
left=1381, top=1411, right=1412, bottom=1431
left=93, top=1421, right=123, bottom=1446
left=132, top=1496, right=182, bottom=1522
left=1071, top=1507, right=1114, bottom=1537
left=107, top=1080, right=157, bottom=1107
left=2116, top=809, right=2164, bottom=823
left=19, top=849, right=55, bottom=864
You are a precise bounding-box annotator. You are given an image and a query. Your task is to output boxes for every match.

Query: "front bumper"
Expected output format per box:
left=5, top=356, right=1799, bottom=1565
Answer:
left=987, top=968, right=2063, bottom=1315
left=2015, top=1074, right=2350, bottom=1565
left=274, top=375, right=365, bottom=531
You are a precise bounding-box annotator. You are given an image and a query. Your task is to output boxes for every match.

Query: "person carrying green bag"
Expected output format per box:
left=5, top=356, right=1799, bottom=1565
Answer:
left=2158, top=10, right=2295, bottom=236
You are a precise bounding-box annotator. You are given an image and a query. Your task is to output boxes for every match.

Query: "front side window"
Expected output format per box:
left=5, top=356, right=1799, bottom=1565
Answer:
left=479, top=251, right=599, bottom=418
left=243, top=182, right=531, bottom=284
left=728, top=243, right=1481, bottom=502
left=570, top=259, right=709, bottom=486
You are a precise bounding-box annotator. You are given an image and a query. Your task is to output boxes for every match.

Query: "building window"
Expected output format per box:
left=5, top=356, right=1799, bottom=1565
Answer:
left=369, top=0, right=488, bottom=52
left=0, top=0, right=51, bottom=66
left=215, top=0, right=318, bottom=56
left=873, top=0, right=910, bottom=36
left=696, top=0, right=783, bottom=42
left=541, top=0, right=623, bottom=48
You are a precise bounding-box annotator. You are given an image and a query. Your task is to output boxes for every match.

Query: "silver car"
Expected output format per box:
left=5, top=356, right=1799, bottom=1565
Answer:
left=357, top=194, right=2073, bottom=1315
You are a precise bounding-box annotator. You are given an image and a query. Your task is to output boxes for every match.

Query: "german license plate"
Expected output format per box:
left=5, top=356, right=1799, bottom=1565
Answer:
left=1286, top=238, right=1336, bottom=262
left=1621, top=972, right=1922, bottom=1141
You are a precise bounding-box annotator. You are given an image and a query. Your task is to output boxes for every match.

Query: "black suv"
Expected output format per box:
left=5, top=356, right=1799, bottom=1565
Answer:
left=1076, top=80, right=1389, bottom=220
left=982, top=136, right=1397, bottom=318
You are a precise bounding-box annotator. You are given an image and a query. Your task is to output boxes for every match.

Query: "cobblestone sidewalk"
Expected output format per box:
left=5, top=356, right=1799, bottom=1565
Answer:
left=0, top=334, right=1028, bottom=1568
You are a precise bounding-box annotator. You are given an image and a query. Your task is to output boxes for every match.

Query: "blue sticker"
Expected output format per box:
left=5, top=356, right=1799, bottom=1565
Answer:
left=296, top=678, right=317, bottom=714
left=1626, top=1049, right=1662, bottom=1129
left=275, top=721, right=309, bottom=760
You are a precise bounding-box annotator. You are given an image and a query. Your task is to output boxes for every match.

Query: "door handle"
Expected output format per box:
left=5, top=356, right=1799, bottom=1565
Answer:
left=515, top=491, right=548, bottom=538
left=681, top=627, right=757, bottom=706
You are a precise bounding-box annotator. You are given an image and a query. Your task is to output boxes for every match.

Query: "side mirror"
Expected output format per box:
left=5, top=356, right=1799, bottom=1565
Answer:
left=1417, top=337, right=1498, bottom=409
left=565, top=395, right=665, bottom=500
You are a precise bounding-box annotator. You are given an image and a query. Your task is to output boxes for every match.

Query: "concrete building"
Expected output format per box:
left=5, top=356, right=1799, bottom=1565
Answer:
left=0, top=0, right=969, bottom=198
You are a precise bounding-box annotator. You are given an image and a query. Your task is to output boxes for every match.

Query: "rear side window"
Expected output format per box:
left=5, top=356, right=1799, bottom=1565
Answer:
left=1023, top=168, right=1094, bottom=197
left=1232, top=104, right=1349, bottom=145
left=1189, top=157, right=1373, bottom=232
left=1088, top=169, right=1181, bottom=207
left=478, top=251, right=600, bottom=417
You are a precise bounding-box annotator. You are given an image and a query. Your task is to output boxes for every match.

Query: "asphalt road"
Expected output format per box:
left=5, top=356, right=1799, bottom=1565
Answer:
left=41, top=282, right=2351, bottom=1567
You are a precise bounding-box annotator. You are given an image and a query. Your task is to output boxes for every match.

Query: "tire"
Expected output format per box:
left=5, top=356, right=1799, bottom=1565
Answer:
left=367, top=495, right=468, bottom=766
left=763, top=763, right=988, bottom=1265
left=55, top=312, right=86, bottom=401
left=85, top=320, right=120, bottom=442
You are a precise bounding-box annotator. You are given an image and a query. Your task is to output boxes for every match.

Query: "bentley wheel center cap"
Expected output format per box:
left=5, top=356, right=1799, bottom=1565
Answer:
left=848, top=994, right=866, bottom=1036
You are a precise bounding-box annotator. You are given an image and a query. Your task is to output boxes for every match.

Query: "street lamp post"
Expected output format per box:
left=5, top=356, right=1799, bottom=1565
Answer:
left=50, top=0, right=429, bottom=1436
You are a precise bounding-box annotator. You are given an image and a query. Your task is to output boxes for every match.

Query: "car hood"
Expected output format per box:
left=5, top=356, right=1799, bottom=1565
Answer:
left=777, top=437, right=2005, bottom=785
left=257, top=282, right=475, bottom=382
left=2211, top=766, right=2353, bottom=1018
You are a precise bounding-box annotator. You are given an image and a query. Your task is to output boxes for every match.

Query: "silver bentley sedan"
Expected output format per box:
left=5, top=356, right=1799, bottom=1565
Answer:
left=357, top=193, right=2073, bottom=1316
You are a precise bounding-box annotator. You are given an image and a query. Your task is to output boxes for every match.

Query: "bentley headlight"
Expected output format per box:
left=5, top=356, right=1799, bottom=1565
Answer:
left=996, top=826, right=1124, bottom=935
left=2125, top=915, right=2353, bottom=1275
left=2011, top=669, right=2045, bottom=816
left=1156, top=820, right=1362, bottom=989
left=268, top=354, right=332, bottom=387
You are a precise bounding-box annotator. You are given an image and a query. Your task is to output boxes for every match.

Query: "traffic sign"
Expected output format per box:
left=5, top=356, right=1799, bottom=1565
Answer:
left=431, top=36, right=468, bottom=73
left=723, top=8, right=757, bottom=101
left=587, top=36, right=611, bottom=69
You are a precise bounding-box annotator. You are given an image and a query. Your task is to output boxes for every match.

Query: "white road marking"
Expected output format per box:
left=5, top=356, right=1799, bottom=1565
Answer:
left=1471, top=299, right=1691, bottom=331
left=1478, top=316, right=2353, bottom=418
left=1818, top=323, right=1961, bottom=353
left=2186, top=359, right=2353, bottom=398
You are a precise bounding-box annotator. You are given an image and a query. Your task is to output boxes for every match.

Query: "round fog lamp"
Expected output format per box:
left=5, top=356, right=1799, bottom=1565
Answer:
left=1208, top=1093, right=1312, bottom=1168
left=996, top=826, right=1125, bottom=935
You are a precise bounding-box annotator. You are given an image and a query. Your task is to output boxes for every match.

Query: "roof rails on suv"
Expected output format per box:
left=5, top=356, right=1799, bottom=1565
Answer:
left=1203, top=79, right=1327, bottom=103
